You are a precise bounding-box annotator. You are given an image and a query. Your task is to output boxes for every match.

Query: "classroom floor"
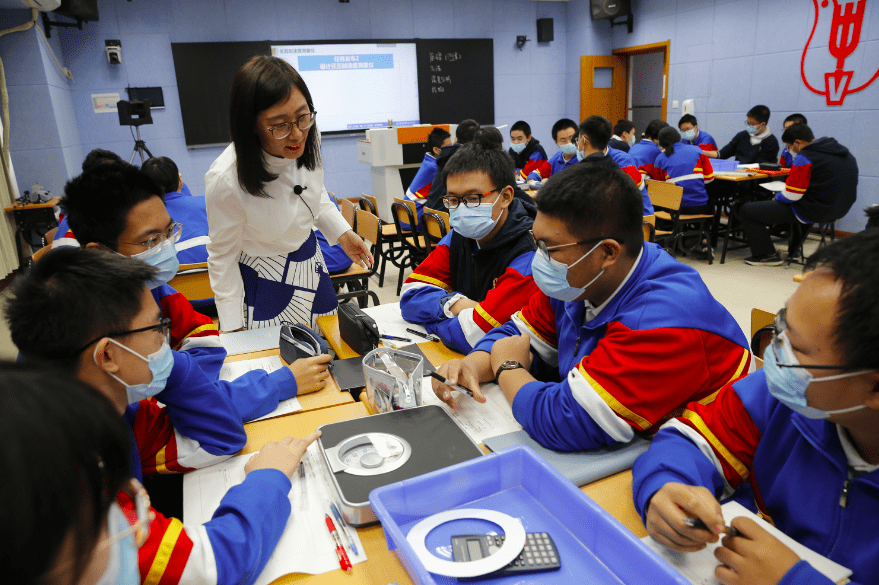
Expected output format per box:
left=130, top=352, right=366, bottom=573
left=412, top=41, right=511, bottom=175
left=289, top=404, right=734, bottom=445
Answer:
left=0, top=235, right=817, bottom=362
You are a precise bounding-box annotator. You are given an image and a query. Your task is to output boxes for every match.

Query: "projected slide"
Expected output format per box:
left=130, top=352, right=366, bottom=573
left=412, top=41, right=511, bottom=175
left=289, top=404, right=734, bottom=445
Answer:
left=271, top=43, right=420, bottom=133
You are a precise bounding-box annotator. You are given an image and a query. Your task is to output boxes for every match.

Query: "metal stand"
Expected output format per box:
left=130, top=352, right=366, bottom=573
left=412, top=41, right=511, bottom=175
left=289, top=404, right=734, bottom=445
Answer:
left=129, top=126, right=153, bottom=164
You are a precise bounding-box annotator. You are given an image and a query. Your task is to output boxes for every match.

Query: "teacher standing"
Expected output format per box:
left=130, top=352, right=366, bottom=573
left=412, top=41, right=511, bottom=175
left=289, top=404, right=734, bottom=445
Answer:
left=205, top=56, right=373, bottom=332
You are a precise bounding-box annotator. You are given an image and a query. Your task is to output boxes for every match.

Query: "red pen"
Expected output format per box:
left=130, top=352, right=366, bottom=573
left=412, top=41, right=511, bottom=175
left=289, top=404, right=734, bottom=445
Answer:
left=325, top=514, right=352, bottom=573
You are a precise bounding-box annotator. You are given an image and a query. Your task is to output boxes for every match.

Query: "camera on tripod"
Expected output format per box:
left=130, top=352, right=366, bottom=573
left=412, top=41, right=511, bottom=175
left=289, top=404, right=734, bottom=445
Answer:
left=116, top=99, right=153, bottom=127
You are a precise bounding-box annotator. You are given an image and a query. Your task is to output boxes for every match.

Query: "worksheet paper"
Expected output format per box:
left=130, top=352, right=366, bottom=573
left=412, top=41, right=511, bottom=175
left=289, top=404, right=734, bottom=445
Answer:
left=218, top=356, right=302, bottom=422
left=219, top=326, right=282, bottom=356
left=641, top=501, right=851, bottom=585
left=421, top=379, right=523, bottom=443
left=183, top=444, right=366, bottom=582
left=759, top=181, right=788, bottom=192
left=363, top=302, right=433, bottom=346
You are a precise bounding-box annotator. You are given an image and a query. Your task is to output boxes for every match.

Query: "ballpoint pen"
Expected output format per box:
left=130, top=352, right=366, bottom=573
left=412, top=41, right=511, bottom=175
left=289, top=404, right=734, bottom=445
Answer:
left=325, top=514, right=353, bottom=573
left=427, top=370, right=474, bottom=397
left=329, top=502, right=358, bottom=555
left=298, top=461, right=307, bottom=511
left=406, top=328, right=440, bottom=342
left=683, top=517, right=740, bottom=538
left=380, top=334, right=411, bottom=342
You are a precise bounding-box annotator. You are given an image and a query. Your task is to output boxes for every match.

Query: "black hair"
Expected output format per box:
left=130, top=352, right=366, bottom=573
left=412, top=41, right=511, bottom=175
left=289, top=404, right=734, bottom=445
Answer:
left=535, top=163, right=643, bottom=258
left=678, top=114, right=698, bottom=128
left=579, top=115, right=612, bottom=150
left=443, top=128, right=516, bottom=194
left=747, top=104, right=771, bottom=124
left=229, top=55, right=322, bottom=198
left=4, top=247, right=157, bottom=371
left=781, top=123, right=815, bottom=145
left=456, top=119, right=480, bottom=144
left=62, top=162, right=163, bottom=251
left=551, top=118, right=578, bottom=142
left=0, top=362, right=131, bottom=584
left=658, top=127, right=682, bottom=156
left=82, top=148, right=123, bottom=172
left=804, top=230, right=879, bottom=369
left=784, top=113, right=808, bottom=126
left=644, top=119, right=670, bottom=140
left=511, top=120, right=531, bottom=136
left=613, top=119, right=635, bottom=136
left=427, top=127, right=451, bottom=154
left=141, top=156, right=180, bottom=195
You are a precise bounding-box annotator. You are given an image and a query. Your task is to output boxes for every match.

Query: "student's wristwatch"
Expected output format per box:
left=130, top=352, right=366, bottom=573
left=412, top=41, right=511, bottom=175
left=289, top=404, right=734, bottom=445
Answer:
left=495, top=360, right=524, bottom=382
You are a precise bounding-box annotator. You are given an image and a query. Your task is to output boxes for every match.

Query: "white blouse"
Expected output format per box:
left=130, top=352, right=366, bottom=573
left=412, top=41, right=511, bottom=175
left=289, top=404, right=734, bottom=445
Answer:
left=204, top=144, right=351, bottom=330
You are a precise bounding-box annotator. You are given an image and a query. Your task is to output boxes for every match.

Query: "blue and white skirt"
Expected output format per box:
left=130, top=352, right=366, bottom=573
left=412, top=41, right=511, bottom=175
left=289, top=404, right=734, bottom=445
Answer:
left=238, top=231, right=338, bottom=329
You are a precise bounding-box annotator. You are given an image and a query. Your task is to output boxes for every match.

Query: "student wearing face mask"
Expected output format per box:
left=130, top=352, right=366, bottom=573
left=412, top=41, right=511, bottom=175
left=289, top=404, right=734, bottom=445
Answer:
left=609, top=119, right=637, bottom=153
left=709, top=105, right=779, bottom=164
left=654, top=127, right=715, bottom=213
left=431, top=164, right=749, bottom=452
left=628, top=119, right=669, bottom=179
left=5, top=250, right=323, bottom=585
left=508, top=120, right=550, bottom=182
left=547, top=118, right=580, bottom=175
left=400, top=129, right=539, bottom=354
left=633, top=231, right=879, bottom=585
left=778, top=113, right=808, bottom=167
left=678, top=114, right=718, bottom=153
left=738, top=123, right=858, bottom=266
left=404, top=127, right=452, bottom=224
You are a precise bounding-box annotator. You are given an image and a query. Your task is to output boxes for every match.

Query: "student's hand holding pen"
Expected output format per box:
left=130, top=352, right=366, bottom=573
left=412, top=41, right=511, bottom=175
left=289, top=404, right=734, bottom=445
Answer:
left=245, top=431, right=322, bottom=477
left=432, top=359, right=486, bottom=409
left=713, top=517, right=800, bottom=585
left=645, top=482, right=725, bottom=552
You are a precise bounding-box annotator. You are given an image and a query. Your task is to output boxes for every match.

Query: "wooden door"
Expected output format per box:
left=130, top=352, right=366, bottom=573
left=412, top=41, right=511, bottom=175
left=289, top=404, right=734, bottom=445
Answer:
left=580, top=55, right=627, bottom=124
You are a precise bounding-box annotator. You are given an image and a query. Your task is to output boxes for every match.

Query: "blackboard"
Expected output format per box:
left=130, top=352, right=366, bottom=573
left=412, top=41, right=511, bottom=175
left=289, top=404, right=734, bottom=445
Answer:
left=415, top=39, right=495, bottom=127
left=171, top=39, right=494, bottom=148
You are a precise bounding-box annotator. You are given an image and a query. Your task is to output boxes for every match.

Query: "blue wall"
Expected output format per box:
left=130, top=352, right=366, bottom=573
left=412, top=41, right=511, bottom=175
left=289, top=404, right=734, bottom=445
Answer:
left=2, top=0, right=595, bottom=203
left=613, top=0, right=879, bottom=232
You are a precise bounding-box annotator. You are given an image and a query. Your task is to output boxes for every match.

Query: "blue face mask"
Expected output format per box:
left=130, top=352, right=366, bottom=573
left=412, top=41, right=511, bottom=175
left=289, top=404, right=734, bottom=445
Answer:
left=560, top=142, right=578, bottom=156
left=763, top=331, right=871, bottom=419
left=531, top=241, right=605, bottom=302
left=133, top=237, right=180, bottom=290
left=681, top=129, right=696, bottom=142
left=94, top=504, right=139, bottom=585
left=450, top=196, right=501, bottom=240
left=98, top=339, right=174, bottom=404
left=746, top=123, right=760, bottom=135
left=510, top=142, right=526, bottom=154
left=627, top=134, right=636, bottom=146
left=576, top=150, right=586, bottom=162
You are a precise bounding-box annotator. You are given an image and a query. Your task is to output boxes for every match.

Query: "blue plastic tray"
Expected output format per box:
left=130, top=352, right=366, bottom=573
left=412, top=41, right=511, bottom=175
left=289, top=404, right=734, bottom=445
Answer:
left=369, top=445, right=689, bottom=585
left=712, top=159, right=740, bottom=172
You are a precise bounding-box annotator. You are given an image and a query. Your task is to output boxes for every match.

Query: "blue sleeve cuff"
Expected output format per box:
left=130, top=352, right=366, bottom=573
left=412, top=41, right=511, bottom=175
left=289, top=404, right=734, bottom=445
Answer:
left=510, top=380, right=544, bottom=428
left=777, top=560, right=837, bottom=585
left=270, top=366, right=297, bottom=400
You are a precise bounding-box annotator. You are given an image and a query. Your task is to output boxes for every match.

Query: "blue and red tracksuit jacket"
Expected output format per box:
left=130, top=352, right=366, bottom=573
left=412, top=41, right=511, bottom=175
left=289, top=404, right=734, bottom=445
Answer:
left=780, top=147, right=794, bottom=168
left=629, top=139, right=663, bottom=178
left=474, top=242, right=750, bottom=452
left=510, top=138, right=550, bottom=182
left=547, top=150, right=578, bottom=175
left=682, top=130, right=718, bottom=152
left=607, top=146, right=655, bottom=215
left=653, top=143, right=715, bottom=207
left=400, top=198, right=539, bottom=354
left=633, top=370, right=879, bottom=585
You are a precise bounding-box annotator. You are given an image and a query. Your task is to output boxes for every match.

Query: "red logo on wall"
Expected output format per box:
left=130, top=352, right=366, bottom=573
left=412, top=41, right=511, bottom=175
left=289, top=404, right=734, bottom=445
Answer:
left=801, top=0, right=878, bottom=105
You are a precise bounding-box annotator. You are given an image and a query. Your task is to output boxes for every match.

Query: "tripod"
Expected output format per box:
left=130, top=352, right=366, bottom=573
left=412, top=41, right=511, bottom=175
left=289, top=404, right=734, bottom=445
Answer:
left=129, top=126, right=154, bottom=164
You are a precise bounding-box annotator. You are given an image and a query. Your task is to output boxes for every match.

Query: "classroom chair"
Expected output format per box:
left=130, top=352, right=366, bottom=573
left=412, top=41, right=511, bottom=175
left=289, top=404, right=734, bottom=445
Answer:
left=750, top=308, right=777, bottom=370
left=785, top=220, right=837, bottom=268
left=642, top=215, right=656, bottom=243
left=44, top=226, right=58, bottom=245
left=339, top=198, right=357, bottom=230
left=391, top=198, right=429, bottom=296
left=168, top=263, right=214, bottom=304
left=647, top=179, right=714, bottom=265
left=421, top=210, right=448, bottom=254
left=359, top=194, right=402, bottom=288
left=332, top=209, right=382, bottom=307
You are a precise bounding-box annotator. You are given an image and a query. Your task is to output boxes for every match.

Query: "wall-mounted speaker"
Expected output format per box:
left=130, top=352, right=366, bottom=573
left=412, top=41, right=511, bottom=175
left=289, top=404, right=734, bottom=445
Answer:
left=537, top=18, right=554, bottom=43
left=590, top=0, right=631, bottom=22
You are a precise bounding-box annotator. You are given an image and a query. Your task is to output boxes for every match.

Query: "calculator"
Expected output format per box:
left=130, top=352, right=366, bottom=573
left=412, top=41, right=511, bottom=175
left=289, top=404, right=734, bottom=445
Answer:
left=451, top=532, right=561, bottom=580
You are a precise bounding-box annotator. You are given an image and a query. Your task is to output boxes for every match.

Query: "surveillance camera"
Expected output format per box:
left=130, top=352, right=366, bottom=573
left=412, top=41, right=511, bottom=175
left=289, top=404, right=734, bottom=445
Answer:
left=105, top=40, right=121, bottom=65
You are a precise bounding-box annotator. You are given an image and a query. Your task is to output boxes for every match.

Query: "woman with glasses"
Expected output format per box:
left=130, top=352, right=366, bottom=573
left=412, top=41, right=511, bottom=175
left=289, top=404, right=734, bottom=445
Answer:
left=205, top=56, right=373, bottom=332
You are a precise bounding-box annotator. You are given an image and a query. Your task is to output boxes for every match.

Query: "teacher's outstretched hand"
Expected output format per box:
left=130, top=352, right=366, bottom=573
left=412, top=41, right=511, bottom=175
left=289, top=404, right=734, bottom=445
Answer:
left=338, top=230, right=374, bottom=269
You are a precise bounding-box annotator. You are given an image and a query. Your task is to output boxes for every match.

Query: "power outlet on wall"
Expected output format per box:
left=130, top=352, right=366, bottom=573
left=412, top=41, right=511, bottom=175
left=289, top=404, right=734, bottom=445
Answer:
left=672, top=100, right=679, bottom=109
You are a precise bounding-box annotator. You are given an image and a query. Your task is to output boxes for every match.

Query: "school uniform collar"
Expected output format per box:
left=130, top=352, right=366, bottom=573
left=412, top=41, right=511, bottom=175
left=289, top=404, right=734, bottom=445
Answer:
left=837, top=425, right=879, bottom=474
left=750, top=128, right=772, bottom=145
left=583, top=245, right=643, bottom=323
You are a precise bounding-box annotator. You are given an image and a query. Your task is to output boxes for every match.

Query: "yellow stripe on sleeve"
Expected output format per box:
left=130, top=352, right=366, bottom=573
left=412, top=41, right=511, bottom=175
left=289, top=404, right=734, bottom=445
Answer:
left=698, top=347, right=750, bottom=406
left=682, top=410, right=750, bottom=481
left=475, top=304, right=501, bottom=328
left=143, top=518, right=184, bottom=585
left=179, top=323, right=218, bottom=343
left=407, top=273, right=453, bottom=292
left=515, top=311, right=553, bottom=346
left=155, top=445, right=169, bottom=475
left=578, top=364, right=652, bottom=430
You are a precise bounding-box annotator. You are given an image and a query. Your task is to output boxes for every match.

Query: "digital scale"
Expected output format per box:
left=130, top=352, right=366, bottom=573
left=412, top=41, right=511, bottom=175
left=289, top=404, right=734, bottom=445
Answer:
left=317, top=405, right=484, bottom=526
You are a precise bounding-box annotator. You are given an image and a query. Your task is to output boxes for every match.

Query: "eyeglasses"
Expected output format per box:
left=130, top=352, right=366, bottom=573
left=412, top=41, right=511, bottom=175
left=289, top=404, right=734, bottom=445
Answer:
left=112, top=222, right=182, bottom=251
left=265, top=111, right=317, bottom=139
left=770, top=308, right=851, bottom=370
left=529, top=231, right=611, bottom=255
left=75, top=317, right=171, bottom=355
left=113, top=478, right=154, bottom=548
left=442, top=189, right=499, bottom=210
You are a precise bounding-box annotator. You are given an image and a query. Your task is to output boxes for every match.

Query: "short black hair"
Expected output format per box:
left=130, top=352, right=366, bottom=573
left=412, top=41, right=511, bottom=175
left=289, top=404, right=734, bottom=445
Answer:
left=551, top=118, right=578, bottom=141
left=678, top=114, right=698, bottom=128
left=141, top=156, right=180, bottom=195
left=657, top=127, right=682, bottom=156
left=81, top=148, right=123, bottom=172
left=804, top=230, right=879, bottom=369
left=0, top=362, right=131, bottom=584
left=62, top=162, right=163, bottom=250
left=456, top=119, right=480, bottom=144
left=613, top=119, right=635, bottom=136
left=5, top=247, right=157, bottom=371
left=443, top=127, right=516, bottom=194
left=644, top=119, right=669, bottom=140
left=784, top=113, right=808, bottom=126
left=535, top=163, right=643, bottom=258
left=229, top=55, right=322, bottom=197
left=579, top=115, right=612, bottom=150
left=511, top=120, right=531, bottom=136
left=427, top=127, right=451, bottom=153
left=781, top=123, right=815, bottom=144
left=747, top=105, right=771, bottom=124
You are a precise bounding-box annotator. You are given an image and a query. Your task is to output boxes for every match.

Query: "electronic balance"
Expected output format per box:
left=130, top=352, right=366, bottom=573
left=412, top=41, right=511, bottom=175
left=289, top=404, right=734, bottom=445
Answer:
left=317, top=405, right=483, bottom=526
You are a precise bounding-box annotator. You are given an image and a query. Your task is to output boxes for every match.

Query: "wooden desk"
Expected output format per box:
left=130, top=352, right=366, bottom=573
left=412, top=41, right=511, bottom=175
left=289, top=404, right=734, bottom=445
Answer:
left=225, top=349, right=354, bottom=413
left=4, top=197, right=60, bottom=267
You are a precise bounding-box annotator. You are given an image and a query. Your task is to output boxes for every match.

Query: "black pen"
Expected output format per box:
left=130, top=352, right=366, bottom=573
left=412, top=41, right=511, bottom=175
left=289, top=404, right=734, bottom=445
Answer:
left=406, top=328, right=440, bottom=342
left=428, top=370, right=474, bottom=397
left=683, top=517, right=739, bottom=538
left=381, top=334, right=411, bottom=342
